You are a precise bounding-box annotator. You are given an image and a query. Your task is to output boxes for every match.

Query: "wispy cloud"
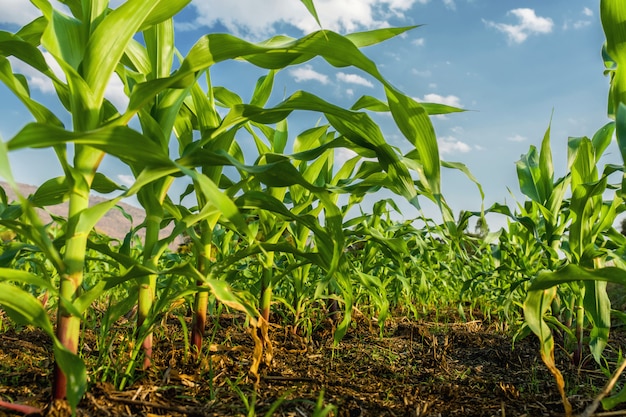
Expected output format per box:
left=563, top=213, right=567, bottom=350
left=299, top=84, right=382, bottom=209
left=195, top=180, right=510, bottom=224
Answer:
left=484, top=8, right=554, bottom=44
left=414, top=0, right=457, bottom=8
left=412, top=38, right=425, bottom=46
left=337, top=72, right=374, bottom=88
left=411, top=69, right=432, bottom=77
left=438, top=136, right=471, bottom=154
left=565, top=7, right=593, bottom=30
left=186, top=0, right=422, bottom=38
left=507, top=134, right=527, bottom=142
left=290, top=64, right=330, bottom=84
left=442, top=0, right=456, bottom=11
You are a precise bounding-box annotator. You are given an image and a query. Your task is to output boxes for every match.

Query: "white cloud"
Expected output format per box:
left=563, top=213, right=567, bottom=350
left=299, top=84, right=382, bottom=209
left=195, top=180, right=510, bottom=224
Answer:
left=117, top=174, right=135, bottom=187
left=484, top=8, right=554, bottom=44
left=334, top=147, right=359, bottom=165
left=411, top=69, right=431, bottom=77
left=290, top=64, right=330, bottom=84
left=428, top=82, right=437, bottom=89
left=582, top=7, right=593, bottom=17
left=0, top=0, right=40, bottom=25
left=442, top=0, right=456, bottom=11
left=507, top=134, right=526, bottom=142
left=0, top=1, right=74, bottom=25
left=412, top=38, right=425, bottom=46
left=187, top=0, right=422, bottom=38
left=572, top=20, right=591, bottom=29
left=104, top=73, right=129, bottom=111
left=422, top=93, right=462, bottom=107
left=8, top=52, right=64, bottom=94
left=336, top=72, right=374, bottom=87
left=438, top=136, right=470, bottom=154
left=346, top=88, right=354, bottom=97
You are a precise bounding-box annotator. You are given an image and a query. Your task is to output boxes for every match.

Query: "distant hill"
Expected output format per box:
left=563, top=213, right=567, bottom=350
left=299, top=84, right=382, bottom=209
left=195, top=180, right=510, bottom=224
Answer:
left=0, top=181, right=179, bottom=246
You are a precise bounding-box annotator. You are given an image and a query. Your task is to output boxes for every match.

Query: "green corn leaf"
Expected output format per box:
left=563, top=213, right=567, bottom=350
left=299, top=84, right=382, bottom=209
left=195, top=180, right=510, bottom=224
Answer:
left=571, top=137, right=597, bottom=189
left=7, top=123, right=173, bottom=168
left=529, top=264, right=626, bottom=290
left=0, top=283, right=55, bottom=336
left=592, top=121, right=616, bottom=162
left=616, top=104, right=626, bottom=195
left=83, top=0, right=189, bottom=106
left=0, top=269, right=56, bottom=292
left=27, top=177, right=67, bottom=207
left=0, top=57, right=63, bottom=127
left=351, top=95, right=465, bottom=116
left=441, top=160, right=485, bottom=201
left=603, top=384, right=626, bottom=410
left=250, top=70, right=275, bottom=107
left=72, top=197, right=122, bottom=237
left=15, top=16, right=47, bottom=46
left=299, top=0, right=323, bottom=29
left=601, top=0, right=626, bottom=117
left=345, top=26, right=419, bottom=47
left=516, top=146, right=544, bottom=204
left=139, top=0, right=190, bottom=32
left=385, top=86, right=439, bottom=198
left=538, top=120, right=554, bottom=202
left=34, top=3, right=87, bottom=71
left=52, top=342, right=87, bottom=411
left=583, top=280, right=611, bottom=362
left=273, top=119, right=288, bottom=154
left=214, top=86, right=243, bottom=107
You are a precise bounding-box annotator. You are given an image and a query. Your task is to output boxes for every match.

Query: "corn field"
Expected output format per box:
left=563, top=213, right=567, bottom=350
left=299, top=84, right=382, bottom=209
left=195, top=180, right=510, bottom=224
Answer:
left=1, top=1, right=626, bottom=416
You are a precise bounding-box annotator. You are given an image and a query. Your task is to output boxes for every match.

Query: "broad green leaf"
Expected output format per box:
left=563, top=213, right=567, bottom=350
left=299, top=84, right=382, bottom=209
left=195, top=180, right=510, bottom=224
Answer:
left=0, top=268, right=55, bottom=292
left=30, top=176, right=68, bottom=206
left=0, top=57, right=63, bottom=127
left=538, top=120, right=554, bottom=202
left=616, top=104, right=626, bottom=195
left=351, top=95, right=465, bottom=116
left=0, top=283, right=54, bottom=336
left=345, top=26, right=419, bottom=47
left=583, top=280, right=611, bottom=362
left=7, top=123, right=173, bottom=168
left=592, top=121, right=616, bottom=162
left=250, top=70, right=275, bottom=107
left=214, top=86, right=243, bottom=107
left=83, top=0, right=188, bottom=106
left=441, top=160, right=484, bottom=201
left=601, top=0, right=626, bottom=117
left=386, top=86, right=439, bottom=198
left=52, top=342, right=87, bottom=411
left=516, top=146, right=544, bottom=204
left=273, top=119, right=288, bottom=153
left=529, top=264, right=626, bottom=290
left=299, top=0, right=323, bottom=29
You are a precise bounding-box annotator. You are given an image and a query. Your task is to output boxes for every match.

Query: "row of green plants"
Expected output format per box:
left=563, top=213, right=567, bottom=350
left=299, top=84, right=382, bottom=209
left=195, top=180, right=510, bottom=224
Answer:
left=0, top=0, right=466, bottom=414
left=1, top=1, right=626, bottom=416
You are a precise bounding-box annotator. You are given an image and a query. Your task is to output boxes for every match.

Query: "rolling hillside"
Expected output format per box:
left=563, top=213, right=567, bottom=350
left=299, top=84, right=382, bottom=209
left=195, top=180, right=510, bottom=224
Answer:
left=0, top=181, right=179, bottom=246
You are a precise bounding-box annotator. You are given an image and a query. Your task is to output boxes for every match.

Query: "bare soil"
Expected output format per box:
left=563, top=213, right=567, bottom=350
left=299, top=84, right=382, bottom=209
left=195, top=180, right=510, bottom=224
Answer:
left=0, top=310, right=621, bottom=417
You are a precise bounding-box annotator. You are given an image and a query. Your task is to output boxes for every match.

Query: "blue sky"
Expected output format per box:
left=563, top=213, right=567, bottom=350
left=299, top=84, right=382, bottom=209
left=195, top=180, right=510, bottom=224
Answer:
left=0, top=0, right=615, bottom=229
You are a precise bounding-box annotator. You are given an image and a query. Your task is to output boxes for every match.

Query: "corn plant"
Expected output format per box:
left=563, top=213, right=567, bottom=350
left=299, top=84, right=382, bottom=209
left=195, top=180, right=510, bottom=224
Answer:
left=520, top=3, right=626, bottom=415
left=0, top=0, right=477, bottom=413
